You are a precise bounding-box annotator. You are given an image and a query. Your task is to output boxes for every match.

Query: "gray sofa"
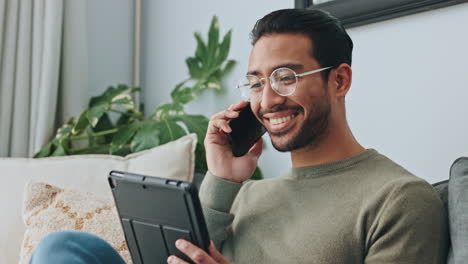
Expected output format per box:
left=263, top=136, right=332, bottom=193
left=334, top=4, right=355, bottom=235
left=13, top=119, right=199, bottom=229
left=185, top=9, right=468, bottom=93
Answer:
left=432, top=157, right=468, bottom=264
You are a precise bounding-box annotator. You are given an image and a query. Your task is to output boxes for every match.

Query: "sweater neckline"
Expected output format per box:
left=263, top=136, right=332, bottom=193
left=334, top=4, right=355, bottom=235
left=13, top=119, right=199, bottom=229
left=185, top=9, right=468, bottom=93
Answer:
left=287, top=149, right=378, bottom=179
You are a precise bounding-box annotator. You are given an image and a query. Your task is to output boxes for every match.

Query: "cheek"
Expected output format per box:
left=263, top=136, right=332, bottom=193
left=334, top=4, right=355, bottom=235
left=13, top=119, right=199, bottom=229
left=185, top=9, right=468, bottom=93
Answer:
left=250, top=102, right=262, bottom=120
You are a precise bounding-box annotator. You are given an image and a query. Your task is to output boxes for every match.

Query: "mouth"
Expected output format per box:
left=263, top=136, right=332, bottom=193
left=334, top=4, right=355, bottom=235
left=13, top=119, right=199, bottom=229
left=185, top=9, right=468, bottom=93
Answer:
left=269, top=114, right=297, bottom=125
left=262, top=111, right=299, bottom=133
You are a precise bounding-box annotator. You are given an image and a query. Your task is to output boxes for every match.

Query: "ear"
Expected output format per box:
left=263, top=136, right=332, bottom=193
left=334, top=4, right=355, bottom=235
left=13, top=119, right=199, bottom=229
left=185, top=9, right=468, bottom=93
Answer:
left=329, top=63, right=352, bottom=98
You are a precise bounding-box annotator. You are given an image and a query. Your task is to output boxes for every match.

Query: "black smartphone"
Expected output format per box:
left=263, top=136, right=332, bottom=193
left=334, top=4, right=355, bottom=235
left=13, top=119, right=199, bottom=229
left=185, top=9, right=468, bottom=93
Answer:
left=228, top=103, right=267, bottom=157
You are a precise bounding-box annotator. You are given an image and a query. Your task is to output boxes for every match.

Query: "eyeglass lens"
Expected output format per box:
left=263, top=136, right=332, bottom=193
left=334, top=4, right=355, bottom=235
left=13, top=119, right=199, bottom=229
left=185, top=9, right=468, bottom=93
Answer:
left=238, top=68, right=297, bottom=101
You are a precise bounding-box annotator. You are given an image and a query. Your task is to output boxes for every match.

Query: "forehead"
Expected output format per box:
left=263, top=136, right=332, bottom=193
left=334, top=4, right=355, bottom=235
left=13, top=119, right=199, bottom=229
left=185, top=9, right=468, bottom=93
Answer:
left=248, top=33, right=318, bottom=74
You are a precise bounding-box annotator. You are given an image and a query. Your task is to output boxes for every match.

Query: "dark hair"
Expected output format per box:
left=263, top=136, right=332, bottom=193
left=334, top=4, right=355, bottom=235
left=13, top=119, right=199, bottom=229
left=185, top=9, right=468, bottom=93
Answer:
left=251, top=8, right=353, bottom=78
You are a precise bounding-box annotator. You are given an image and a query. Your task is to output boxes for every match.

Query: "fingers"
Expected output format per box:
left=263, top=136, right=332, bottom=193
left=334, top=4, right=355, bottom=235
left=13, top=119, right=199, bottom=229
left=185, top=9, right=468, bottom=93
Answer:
left=207, top=102, right=246, bottom=135
left=167, top=255, right=189, bottom=264
left=171, top=239, right=217, bottom=264
left=208, top=241, right=229, bottom=263
left=207, top=118, right=232, bottom=134
left=227, top=100, right=248, bottom=111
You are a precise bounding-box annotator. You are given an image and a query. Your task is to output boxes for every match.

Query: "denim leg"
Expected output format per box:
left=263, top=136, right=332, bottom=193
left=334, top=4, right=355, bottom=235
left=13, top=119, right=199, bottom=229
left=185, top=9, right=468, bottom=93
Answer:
left=29, top=231, right=126, bottom=264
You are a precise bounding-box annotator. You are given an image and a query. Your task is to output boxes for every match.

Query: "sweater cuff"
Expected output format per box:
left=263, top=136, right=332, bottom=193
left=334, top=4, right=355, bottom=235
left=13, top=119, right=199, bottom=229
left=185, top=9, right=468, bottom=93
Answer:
left=199, top=171, right=242, bottom=213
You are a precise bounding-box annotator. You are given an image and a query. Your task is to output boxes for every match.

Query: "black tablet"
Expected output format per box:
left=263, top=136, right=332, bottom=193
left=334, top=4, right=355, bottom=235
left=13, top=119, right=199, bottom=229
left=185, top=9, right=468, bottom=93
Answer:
left=108, top=171, right=210, bottom=264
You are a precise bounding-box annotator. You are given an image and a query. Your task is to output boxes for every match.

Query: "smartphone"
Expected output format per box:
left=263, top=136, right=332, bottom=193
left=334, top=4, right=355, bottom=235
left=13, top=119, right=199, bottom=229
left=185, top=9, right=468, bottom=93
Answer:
left=228, top=103, right=267, bottom=157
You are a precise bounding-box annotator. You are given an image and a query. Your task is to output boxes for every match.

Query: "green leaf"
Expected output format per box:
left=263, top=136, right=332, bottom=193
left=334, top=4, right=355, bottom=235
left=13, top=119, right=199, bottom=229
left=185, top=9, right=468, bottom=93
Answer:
left=92, top=113, right=114, bottom=132
left=55, top=122, right=73, bottom=140
left=131, top=121, right=160, bottom=152
left=206, top=81, right=222, bottom=90
left=51, top=142, right=66, bottom=157
left=87, top=104, right=108, bottom=127
left=217, top=30, right=231, bottom=64
left=156, top=119, right=187, bottom=145
left=171, top=114, right=209, bottom=172
left=152, top=103, right=185, bottom=121
left=112, top=96, right=134, bottom=109
left=116, top=110, right=132, bottom=127
left=73, top=109, right=90, bottom=135
left=33, top=141, right=53, bottom=158
left=194, top=32, right=207, bottom=62
left=207, top=16, right=219, bottom=53
left=170, top=81, right=187, bottom=101
left=69, top=145, right=111, bottom=155
left=222, top=60, right=236, bottom=76
left=194, top=143, right=207, bottom=172
left=130, top=87, right=142, bottom=93
left=206, top=16, right=220, bottom=70
left=89, top=85, right=132, bottom=107
left=173, top=87, right=197, bottom=105
left=111, top=123, right=141, bottom=154
left=251, top=167, right=264, bottom=180
left=186, top=57, right=202, bottom=79
left=173, top=115, right=208, bottom=145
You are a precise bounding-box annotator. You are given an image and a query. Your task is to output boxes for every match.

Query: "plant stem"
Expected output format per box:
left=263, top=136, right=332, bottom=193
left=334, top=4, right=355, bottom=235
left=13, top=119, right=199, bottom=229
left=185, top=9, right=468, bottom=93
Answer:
left=70, top=128, right=119, bottom=140
left=109, top=108, right=144, bottom=120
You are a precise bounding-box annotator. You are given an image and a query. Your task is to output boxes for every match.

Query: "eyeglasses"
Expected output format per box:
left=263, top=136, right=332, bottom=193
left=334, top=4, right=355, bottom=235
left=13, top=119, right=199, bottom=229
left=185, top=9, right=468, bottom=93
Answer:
left=237, top=66, right=332, bottom=101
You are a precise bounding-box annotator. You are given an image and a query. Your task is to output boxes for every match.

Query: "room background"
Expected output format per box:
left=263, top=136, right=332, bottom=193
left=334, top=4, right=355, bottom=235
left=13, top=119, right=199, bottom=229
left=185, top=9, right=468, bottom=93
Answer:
left=83, top=0, right=468, bottom=183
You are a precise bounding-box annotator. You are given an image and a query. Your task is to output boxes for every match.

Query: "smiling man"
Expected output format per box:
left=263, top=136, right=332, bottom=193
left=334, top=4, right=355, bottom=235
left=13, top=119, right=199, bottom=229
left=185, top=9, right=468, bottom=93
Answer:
left=28, top=8, right=448, bottom=264
left=171, top=8, right=449, bottom=264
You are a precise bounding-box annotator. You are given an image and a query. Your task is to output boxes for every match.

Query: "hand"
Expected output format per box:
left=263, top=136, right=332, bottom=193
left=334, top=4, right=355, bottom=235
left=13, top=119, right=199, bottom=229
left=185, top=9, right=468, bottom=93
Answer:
left=204, top=101, right=263, bottom=183
left=167, top=239, right=231, bottom=264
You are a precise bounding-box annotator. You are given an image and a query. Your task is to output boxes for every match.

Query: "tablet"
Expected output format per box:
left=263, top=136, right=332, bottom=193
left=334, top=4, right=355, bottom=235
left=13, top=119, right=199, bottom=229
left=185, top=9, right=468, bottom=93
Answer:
left=108, top=171, right=210, bottom=264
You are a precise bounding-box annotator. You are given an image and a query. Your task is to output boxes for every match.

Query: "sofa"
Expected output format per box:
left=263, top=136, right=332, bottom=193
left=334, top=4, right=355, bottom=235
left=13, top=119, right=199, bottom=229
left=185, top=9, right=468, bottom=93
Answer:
left=0, top=135, right=198, bottom=264
left=432, top=157, right=468, bottom=264
left=1, top=135, right=466, bottom=263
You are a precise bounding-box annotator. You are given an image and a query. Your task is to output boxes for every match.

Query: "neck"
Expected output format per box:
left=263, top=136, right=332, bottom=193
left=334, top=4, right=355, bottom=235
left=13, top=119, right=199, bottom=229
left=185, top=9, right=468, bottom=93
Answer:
left=290, top=121, right=365, bottom=168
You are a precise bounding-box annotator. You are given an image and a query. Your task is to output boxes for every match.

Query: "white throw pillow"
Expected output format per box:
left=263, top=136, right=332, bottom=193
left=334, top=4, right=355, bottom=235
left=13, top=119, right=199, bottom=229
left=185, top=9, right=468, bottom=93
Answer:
left=0, top=134, right=196, bottom=264
left=20, top=182, right=132, bottom=264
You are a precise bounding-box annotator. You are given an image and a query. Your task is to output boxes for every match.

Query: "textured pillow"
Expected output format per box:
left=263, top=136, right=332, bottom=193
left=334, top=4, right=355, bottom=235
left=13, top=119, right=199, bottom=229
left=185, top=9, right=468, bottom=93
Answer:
left=0, top=134, right=196, bottom=264
left=20, top=181, right=131, bottom=264
left=448, top=157, right=468, bottom=264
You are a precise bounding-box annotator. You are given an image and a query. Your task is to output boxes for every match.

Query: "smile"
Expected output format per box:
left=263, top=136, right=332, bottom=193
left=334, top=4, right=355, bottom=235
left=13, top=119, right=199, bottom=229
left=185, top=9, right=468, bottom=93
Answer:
left=270, top=114, right=296, bottom=125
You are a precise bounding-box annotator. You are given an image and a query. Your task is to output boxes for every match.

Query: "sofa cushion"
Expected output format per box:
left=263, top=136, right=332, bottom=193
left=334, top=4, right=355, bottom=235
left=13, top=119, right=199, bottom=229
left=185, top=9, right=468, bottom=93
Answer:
left=432, top=180, right=449, bottom=209
left=0, top=134, right=196, bottom=264
left=448, top=157, right=468, bottom=264
left=20, top=182, right=131, bottom=264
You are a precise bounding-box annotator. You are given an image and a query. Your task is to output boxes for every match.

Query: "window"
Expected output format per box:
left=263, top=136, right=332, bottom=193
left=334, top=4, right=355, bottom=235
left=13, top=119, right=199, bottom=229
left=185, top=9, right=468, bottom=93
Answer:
left=295, top=0, right=468, bottom=28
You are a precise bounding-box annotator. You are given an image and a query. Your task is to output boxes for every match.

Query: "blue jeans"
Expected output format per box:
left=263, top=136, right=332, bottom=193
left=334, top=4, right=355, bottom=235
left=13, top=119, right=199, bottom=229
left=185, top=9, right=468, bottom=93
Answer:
left=29, top=231, right=126, bottom=264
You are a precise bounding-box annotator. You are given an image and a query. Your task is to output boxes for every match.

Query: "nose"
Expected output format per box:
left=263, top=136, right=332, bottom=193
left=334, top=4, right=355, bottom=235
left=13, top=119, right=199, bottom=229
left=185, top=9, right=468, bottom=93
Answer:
left=260, top=77, right=286, bottom=110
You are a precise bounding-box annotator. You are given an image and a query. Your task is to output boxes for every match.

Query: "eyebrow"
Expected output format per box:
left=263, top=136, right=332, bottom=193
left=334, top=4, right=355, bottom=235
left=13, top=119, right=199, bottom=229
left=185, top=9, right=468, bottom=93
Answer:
left=247, top=63, right=304, bottom=76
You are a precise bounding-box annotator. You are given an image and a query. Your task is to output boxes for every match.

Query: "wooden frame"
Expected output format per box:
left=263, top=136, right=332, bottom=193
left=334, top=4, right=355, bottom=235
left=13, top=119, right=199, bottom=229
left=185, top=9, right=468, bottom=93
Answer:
left=295, top=0, right=468, bottom=28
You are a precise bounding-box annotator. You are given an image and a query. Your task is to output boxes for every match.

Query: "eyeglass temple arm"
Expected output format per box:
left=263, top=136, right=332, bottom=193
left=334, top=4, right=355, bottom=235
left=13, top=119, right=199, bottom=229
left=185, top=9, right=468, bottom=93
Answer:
left=296, top=66, right=333, bottom=77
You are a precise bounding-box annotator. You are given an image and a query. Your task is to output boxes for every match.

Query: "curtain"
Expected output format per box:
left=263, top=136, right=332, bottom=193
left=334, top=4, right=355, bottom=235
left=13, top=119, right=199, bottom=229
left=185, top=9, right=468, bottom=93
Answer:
left=0, top=0, right=87, bottom=157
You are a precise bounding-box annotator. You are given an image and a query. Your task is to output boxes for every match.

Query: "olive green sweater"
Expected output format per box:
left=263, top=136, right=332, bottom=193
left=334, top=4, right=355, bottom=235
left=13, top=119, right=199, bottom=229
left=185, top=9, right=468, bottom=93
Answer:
left=199, top=149, right=448, bottom=263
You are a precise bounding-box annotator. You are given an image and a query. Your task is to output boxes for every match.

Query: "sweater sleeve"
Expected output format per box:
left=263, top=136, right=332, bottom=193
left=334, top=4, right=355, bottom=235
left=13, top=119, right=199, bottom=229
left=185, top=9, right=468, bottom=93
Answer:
left=364, top=179, right=449, bottom=264
left=199, top=172, right=242, bottom=251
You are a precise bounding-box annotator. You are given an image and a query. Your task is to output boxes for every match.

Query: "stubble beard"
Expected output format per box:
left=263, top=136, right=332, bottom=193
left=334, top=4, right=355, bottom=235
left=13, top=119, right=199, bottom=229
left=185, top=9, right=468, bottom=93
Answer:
left=269, top=95, right=331, bottom=152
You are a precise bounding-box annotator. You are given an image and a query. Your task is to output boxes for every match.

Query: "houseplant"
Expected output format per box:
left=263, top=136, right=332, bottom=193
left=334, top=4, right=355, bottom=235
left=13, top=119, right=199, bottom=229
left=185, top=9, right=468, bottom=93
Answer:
left=34, top=16, right=263, bottom=180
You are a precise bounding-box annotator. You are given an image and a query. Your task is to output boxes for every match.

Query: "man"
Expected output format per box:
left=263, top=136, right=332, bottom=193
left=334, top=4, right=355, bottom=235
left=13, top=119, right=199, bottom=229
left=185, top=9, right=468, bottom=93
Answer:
left=169, top=8, right=448, bottom=264
left=30, top=8, right=448, bottom=264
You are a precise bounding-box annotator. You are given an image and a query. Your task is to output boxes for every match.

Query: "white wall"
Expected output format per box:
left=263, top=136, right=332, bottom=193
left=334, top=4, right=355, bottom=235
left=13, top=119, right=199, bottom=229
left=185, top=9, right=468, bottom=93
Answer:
left=347, top=2, right=468, bottom=183
left=86, top=0, right=134, bottom=98
left=88, top=1, right=468, bottom=183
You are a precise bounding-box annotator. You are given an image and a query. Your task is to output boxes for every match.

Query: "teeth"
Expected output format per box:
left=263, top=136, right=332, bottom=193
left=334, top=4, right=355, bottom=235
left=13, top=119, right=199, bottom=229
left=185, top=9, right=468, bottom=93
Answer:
left=270, top=114, right=295, bottom=125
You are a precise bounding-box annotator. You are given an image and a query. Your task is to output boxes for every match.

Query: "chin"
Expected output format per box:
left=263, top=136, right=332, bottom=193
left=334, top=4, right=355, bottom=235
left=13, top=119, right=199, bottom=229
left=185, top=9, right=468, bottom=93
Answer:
left=269, top=132, right=302, bottom=152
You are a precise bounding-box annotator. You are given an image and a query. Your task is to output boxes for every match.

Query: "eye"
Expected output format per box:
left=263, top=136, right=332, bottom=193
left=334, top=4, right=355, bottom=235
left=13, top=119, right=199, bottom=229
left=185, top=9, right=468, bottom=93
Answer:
left=279, top=75, right=296, bottom=84
left=250, top=82, right=262, bottom=89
